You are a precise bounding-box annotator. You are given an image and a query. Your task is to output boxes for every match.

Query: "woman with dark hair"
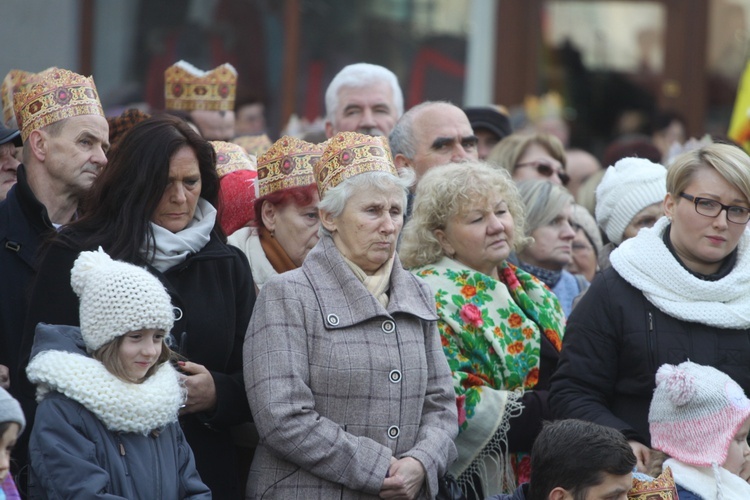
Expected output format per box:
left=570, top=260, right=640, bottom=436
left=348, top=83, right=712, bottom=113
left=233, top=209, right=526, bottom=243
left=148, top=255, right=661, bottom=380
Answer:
left=20, top=114, right=255, bottom=499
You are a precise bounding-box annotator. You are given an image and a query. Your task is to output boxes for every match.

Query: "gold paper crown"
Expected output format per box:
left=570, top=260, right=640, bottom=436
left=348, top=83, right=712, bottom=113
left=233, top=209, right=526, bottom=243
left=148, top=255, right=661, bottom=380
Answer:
left=232, top=134, right=272, bottom=157
left=315, top=132, right=396, bottom=197
left=164, top=61, right=237, bottom=112
left=256, top=136, right=321, bottom=198
left=13, top=67, right=104, bottom=142
left=211, top=140, right=258, bottom=178
left=2, top=69, right=34, bottom=128
left=524, top=91, right=564, bottom=123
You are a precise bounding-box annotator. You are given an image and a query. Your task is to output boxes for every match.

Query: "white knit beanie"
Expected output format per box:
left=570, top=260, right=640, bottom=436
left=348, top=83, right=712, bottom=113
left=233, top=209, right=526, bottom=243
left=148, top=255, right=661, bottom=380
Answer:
left=71, top=248, right=175, bottom=351
left=649, top=361, right=750, bottom=467
left=595, top=157, right=667, bottom=245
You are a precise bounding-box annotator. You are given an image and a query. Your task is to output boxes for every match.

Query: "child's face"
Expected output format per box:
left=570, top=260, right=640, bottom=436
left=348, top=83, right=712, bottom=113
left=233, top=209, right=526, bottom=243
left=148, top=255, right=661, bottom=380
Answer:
left=118, top=329, right=164, bottom=383
left=0, top=423, right=20, bottom=482
left=724, top=417, right=750, bottom=475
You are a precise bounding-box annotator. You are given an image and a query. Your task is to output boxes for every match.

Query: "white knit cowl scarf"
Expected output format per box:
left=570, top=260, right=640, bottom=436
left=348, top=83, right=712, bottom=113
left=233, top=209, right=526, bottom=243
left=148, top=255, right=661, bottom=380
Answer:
left=27, top=350, right=185, bottom=435
left=145, top=198, right=217, bottom=272
left=610, top=216, right=750, bottom=329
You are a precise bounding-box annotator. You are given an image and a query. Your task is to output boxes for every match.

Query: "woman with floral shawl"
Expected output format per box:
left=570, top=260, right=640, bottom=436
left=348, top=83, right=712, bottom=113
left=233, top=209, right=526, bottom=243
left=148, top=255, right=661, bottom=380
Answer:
left=400, top=162, right=566, bottom=498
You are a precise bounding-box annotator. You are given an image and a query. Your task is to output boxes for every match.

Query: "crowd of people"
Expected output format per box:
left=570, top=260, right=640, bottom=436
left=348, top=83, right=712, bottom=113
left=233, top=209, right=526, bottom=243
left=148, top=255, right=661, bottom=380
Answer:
left=0, top=59, right=749, bottom=500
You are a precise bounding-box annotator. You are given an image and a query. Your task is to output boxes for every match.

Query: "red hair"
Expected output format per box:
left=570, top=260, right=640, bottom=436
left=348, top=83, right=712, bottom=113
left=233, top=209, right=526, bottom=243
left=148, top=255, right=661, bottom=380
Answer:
left=253, top=184, right=318, bottom=228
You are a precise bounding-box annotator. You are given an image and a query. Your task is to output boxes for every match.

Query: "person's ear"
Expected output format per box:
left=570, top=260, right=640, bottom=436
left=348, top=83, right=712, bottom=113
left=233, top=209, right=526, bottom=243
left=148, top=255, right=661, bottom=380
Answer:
left=548, top=486, right=573, bottom=500
left=261, top=201, right=277, bottom=233
left=27, top=129, right=47, bottom=162
left=394, top=153, right=412, bottom=169
left=664, top=192, right=675, bottom=219
left=433, top=228, right=455, bottom=257
left=319, top=208, right=337, bottom=233
left=324, top=121, right=335, bottom=139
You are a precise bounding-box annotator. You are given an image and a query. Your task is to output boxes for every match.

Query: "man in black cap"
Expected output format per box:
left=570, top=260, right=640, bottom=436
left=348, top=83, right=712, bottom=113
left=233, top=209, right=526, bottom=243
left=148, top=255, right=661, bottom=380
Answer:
left=0, top=124, right=22, bottom=201
left=464, top=105, right=512, bottom=160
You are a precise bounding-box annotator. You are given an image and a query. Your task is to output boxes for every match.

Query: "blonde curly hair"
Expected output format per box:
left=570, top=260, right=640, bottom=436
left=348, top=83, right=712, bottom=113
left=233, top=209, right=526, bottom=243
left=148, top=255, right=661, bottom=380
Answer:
left=400, top=161, right=530, bottom=268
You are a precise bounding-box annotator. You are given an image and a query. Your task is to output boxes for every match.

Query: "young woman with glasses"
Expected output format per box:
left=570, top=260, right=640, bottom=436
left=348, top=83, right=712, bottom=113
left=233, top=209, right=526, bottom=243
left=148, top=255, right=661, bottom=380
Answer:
left=550, top=143, right=750, bottom=477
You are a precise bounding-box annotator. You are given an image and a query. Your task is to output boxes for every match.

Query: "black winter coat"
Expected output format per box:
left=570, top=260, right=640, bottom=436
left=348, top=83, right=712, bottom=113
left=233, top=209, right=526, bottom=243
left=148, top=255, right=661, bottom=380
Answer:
left=549, top=266, right=750, bottom=444
left=19, top=232, right=256, bottom=499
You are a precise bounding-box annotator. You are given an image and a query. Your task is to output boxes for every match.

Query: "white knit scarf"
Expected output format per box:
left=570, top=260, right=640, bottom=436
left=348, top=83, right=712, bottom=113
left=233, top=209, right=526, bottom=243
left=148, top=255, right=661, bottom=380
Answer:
left=665, top=458, right=750, bottom=500
left=227, top=227, right=277, bottom=290
left=145, top=198, right=217, bottom=272
left=27, top=350, right=185, bottom=435
left=610, top=216, right=750, bottom=329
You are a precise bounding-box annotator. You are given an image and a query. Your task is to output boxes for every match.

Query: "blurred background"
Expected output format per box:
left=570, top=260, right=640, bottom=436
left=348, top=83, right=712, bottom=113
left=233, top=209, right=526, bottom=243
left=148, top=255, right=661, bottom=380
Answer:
left=2, top=0, right=748, bottom=158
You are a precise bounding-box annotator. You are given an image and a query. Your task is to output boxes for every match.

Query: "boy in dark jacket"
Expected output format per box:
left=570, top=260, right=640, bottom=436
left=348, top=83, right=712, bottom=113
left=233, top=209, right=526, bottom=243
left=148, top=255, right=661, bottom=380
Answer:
left=488, top=419, right=636, bottom=500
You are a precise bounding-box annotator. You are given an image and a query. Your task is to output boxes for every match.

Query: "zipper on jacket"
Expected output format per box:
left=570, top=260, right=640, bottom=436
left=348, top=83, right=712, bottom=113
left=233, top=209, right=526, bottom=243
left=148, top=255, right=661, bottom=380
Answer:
left=647, top=311, right=656, bottom=372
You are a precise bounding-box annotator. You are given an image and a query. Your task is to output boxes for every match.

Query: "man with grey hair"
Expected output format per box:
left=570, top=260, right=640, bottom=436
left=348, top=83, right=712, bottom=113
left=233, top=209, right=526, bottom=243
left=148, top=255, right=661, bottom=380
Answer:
left=324, top=63, right=403, bottom=138
left=390, top=101, right=478, bottom=182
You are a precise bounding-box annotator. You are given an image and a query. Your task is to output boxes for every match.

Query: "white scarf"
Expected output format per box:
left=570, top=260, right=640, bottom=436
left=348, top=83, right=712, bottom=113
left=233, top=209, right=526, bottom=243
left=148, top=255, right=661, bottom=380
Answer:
left=145, top=198, right=217, bottom=272
left=665, top=458, right=750, bottom=500
left=610, top=216, right=750, bottom=329
left=27, top=350, right=185, bottom=435
left=226, top=227, right=277, bottom=289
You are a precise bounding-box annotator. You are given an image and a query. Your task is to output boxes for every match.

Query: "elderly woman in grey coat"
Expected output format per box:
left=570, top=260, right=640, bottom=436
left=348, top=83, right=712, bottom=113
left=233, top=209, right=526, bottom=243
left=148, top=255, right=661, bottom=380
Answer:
left=244, top=131, right=458, bottom=500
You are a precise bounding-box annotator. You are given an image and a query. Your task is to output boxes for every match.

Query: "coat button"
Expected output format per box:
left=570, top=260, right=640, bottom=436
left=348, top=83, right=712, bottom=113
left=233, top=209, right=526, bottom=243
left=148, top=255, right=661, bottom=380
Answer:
left=389, top=370, right=402, bottom=383
left=327, top=314, right=340, bottom=326
left=387, top=425, right=400, bottom=439
left=173, top=307, right=183, bottom=321
left=381, top=320, right=395, bottom=333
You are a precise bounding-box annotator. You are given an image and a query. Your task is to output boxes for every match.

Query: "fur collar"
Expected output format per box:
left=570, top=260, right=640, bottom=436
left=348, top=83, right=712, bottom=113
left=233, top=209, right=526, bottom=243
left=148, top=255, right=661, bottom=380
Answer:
left=611, top=217, right=750, bottom=328
left=665, top=458, right=750, bottom=500
left=27, top=350, right=185, bottom=435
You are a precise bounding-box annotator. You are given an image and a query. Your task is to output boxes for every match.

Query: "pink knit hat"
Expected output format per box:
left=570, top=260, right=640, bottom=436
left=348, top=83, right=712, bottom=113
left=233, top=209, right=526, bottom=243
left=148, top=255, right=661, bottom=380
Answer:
left=649, top=361, right=750, bottom=467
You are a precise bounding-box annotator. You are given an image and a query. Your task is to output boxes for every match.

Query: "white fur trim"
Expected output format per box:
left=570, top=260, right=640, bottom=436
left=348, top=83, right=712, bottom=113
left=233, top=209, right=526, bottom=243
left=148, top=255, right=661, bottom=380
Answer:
left=27, top=350, right=185, bottom=435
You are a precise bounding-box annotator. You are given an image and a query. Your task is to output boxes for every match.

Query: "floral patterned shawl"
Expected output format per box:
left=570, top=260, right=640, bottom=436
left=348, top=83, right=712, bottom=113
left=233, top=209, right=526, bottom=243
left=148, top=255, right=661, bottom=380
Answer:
left=412, top=256, right=565, bottom=496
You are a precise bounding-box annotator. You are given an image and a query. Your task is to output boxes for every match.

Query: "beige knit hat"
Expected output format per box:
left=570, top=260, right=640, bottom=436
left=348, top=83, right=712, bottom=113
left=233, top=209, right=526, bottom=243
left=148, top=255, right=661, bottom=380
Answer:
left=71, top=248, right=175, bottom=351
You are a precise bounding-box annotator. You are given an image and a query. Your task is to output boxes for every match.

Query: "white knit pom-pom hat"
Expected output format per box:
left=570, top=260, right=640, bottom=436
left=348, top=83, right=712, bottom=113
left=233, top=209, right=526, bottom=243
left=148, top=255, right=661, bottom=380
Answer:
left=595, top=157, right=667, bottom=245
left=71, top=248, right=175, bottom=351
left=649, top=361, right=750, bottom=468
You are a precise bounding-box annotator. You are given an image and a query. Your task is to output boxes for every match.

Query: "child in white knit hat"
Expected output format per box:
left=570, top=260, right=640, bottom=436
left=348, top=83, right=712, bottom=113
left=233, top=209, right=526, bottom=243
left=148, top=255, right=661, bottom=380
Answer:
left=648, top=361, right=750, bottom=499
left=25, top=248, right=210, bottom=498
left=0, top=387, right=24, bottom=500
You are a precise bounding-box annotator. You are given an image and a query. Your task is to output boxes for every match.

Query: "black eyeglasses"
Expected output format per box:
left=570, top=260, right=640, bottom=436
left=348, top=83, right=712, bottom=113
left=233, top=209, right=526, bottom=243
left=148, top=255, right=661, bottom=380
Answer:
left=679, top=192, right=750, bottom=224
left=515, top=160, right=570, bottom=186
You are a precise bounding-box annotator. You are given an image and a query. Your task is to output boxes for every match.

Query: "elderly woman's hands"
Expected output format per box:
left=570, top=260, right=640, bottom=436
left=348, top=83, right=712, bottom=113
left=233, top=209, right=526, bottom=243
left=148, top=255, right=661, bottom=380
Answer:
left=178, top=361, right=218, bottom=414
left=379, top=456, right=426, bottom=499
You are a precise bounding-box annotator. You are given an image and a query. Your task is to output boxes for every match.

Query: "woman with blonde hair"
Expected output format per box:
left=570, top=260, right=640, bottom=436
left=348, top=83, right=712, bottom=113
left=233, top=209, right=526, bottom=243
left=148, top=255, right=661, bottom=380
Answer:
left=487, top=132, right=568, bottom=186
left=401, top=162, right=566, bottom=498
left=551, top=143, right=750, bottom=474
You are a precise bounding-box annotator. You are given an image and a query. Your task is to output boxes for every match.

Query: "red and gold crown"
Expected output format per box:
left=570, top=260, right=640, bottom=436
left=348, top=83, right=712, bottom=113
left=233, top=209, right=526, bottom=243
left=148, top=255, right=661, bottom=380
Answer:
left=164, top=61, right=237, bottom=112
left=256, top=136, right=322, bottom=198
left=211, top=140, right=258, bottom=178
left=315, top=132, right=396, bottom=197
left=13, top=67, right=104, bottom=142
left=2, top=69, right=34, bottom=128
left=232, top=134, right=272, bottom=158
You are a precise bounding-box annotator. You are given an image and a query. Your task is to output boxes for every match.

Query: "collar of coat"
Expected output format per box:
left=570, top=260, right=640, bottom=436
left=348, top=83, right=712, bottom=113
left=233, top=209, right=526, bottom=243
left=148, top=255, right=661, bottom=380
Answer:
left=301, top=233, right=438, bottom=328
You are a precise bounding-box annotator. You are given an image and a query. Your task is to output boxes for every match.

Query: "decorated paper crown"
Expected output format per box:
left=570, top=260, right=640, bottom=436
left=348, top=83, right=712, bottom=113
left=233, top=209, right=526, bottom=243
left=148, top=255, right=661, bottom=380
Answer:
left=13, top=67, right=104, bottom=142
left=2, top=69, right=34, bottom=128
left=315, top=131, right=396, bottom=197
left=210, top=140, right=258, bottom=178
left=232, top=134, right=273, bottom=157
left=256, top=136, right=321, bottom=198
left=164, top=61, right=237, bottom=112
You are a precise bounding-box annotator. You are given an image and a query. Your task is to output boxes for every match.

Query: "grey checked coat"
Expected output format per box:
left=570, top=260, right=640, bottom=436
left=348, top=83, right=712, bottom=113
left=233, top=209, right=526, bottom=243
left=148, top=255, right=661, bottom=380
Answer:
left=244, top=234, right=458, bottom=499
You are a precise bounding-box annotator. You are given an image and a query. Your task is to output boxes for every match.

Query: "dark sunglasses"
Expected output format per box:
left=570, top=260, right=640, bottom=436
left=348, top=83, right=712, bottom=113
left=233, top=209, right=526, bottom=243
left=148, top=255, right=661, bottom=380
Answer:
left=515, top=160, right=570, bottom=186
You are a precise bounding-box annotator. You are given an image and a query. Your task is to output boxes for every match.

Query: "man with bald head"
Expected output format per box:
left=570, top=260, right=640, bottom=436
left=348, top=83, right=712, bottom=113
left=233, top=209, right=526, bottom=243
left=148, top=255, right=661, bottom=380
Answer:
left=389, top=101, right=478, bottom=181
left=325, top=63, right=403, bottom=138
